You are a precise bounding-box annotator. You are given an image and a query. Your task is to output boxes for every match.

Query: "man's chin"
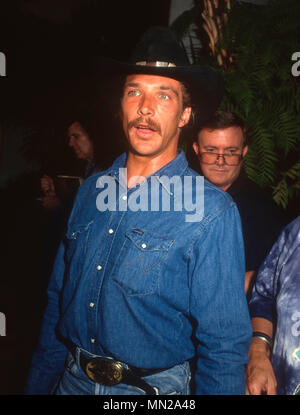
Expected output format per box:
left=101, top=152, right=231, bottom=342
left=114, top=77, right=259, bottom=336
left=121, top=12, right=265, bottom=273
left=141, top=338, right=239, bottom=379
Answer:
left=206, top=175, right=230, bottom=189
left=129, top=148, right=158, bottom=157
left=128, top=140, right=160, bottom=157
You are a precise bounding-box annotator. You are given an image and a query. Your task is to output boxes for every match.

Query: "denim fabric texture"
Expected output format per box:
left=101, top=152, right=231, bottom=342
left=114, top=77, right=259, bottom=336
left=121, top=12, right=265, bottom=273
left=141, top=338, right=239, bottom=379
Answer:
left=55, top=349, right=191, bottom=395
left=25, top=150, right=251, bottom=395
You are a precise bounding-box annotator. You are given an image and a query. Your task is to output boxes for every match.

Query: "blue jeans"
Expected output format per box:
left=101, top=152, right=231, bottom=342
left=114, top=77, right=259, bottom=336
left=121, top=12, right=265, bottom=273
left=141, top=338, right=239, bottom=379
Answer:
left=55, top=349, right=191, bottom=395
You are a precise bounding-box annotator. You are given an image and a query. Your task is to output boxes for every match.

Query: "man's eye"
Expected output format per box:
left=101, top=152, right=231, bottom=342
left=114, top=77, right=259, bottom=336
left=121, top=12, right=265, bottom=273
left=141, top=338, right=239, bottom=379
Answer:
left=159, top=93, right=170, bottom=100
left=128, top=90, right=140, bottom=97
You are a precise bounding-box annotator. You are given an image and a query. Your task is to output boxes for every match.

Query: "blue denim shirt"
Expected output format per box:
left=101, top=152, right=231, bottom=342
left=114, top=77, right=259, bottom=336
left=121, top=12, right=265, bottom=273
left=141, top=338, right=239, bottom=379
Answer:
left=26, top=150, right=251, bottom=395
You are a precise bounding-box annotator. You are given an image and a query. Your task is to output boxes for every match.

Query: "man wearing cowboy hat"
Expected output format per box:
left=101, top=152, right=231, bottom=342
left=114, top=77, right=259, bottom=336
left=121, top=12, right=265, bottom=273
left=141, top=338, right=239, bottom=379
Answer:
left=25, top=27, right=251, bottom=395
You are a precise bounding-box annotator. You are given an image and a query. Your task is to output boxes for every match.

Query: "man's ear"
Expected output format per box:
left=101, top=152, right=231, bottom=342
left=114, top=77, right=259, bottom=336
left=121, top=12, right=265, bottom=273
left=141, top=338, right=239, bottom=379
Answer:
left=192, top=141, right=199, bottom=156
left=179, top=106, right=192, bottom=128
left=242, top=145, right=248, bottom=158
left=119, top=99, right=124, bottom=122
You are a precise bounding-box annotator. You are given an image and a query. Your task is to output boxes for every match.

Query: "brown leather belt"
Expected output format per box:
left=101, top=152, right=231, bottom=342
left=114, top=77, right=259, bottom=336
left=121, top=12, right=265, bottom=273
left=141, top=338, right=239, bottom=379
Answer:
left=72, top=346, right=171, bottom=395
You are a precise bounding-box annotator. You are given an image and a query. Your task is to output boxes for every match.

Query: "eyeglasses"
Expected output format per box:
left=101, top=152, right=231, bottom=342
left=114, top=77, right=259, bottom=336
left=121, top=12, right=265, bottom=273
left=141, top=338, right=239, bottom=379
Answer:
left=199, top=152, right=243, bottom=166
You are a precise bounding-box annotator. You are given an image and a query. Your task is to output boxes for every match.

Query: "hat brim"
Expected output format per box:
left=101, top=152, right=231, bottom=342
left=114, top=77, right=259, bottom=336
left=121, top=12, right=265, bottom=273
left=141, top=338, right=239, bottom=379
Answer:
left=96, top=57, right=224, bottom=123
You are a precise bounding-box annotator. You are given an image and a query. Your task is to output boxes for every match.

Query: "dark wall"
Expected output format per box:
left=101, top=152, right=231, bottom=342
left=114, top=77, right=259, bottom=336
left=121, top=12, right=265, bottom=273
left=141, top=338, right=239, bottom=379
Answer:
left=0, top=0, right=171, bottom=174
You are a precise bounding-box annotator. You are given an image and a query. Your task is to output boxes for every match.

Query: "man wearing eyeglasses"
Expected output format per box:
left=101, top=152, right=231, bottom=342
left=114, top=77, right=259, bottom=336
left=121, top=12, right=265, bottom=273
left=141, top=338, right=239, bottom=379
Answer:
left=193, top=110, right=287, bottom=296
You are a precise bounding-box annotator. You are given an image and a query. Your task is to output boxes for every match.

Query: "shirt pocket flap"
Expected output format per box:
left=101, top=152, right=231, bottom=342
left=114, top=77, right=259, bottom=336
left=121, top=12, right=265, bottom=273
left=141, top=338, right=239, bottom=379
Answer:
left=64, top=221, right=94, bottom=265
left=66, top=221, right=94, bottom=240
left=125, top=228, right=174, bottom=252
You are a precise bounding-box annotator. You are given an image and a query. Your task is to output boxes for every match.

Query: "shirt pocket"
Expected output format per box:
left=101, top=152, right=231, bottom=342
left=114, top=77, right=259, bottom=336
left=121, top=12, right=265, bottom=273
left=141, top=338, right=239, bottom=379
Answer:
left=111, top=228, right=174, bottom=296
left=64, top=221, right=94, bottom=281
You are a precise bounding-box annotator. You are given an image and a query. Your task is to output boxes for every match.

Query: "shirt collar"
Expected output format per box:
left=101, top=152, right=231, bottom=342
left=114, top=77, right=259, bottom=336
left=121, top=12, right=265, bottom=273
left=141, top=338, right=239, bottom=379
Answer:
left=108, top=149, right=189, bottom=185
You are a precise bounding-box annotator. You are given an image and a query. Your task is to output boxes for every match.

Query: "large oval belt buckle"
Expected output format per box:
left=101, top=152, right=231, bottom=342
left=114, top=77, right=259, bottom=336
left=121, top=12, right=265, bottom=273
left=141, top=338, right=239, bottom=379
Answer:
left=85, top=358, right=123, bottom=386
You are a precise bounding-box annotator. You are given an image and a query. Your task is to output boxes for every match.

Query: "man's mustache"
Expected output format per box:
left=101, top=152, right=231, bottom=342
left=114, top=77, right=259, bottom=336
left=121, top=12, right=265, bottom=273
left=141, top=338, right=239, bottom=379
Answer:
left=128, top=117, right=161, bottom=135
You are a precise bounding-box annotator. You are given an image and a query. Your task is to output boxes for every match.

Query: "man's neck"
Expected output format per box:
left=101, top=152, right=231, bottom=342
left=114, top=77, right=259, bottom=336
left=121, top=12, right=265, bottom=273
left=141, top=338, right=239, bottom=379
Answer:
left=220, top=183, right=231, bottom=192
left=125, top=151, right=178, bottom=188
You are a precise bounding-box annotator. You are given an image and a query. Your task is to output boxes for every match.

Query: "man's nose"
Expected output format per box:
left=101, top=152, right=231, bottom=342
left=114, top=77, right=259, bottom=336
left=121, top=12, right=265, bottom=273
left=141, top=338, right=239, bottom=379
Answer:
left=138, top=93, right=154, bottom=116
left=215, top=154, right=226, bottom=165
left=68, top=137, right=75, bottom=147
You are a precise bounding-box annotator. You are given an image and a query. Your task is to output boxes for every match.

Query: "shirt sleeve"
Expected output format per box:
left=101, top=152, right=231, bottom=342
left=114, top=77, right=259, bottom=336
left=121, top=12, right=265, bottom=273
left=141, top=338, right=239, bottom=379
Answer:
left=24, top=239, right=69, bottom=394
left=189, top=202, right=252, bottom=395
left=24, top=187, right=86, bottom=394
left=248, top=224, right=290, bottom=322
left=24, top=177, right=98, bottom=394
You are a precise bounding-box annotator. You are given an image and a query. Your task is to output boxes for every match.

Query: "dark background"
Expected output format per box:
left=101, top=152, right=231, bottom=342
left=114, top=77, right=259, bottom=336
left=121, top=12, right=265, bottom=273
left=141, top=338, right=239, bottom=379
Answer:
left=0, top=0, right=171, bottom=174
left=0, top=0, right=171, bottom=394
left=0, top=0, right=298, bottom=397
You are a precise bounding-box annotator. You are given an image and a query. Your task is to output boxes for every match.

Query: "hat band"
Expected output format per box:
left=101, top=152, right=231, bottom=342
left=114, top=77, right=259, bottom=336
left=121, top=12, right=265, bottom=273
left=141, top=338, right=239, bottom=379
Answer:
left=135, top=61, right=176, bottom=67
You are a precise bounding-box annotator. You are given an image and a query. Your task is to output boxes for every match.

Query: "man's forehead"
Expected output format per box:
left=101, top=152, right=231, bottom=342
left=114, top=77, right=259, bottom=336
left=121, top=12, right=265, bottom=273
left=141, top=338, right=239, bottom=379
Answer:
left=68, top=122, right=83, bottom=135
left=198, top=126, right=244, bottom=146
left=124, top=73, right=184, bottom=91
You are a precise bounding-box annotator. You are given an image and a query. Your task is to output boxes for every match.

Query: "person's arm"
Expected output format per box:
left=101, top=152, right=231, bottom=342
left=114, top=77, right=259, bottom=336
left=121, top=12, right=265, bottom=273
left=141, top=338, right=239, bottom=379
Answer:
left=190, top=202, right=252, bottom=394
left=246, top=222, right=292, bottom=395
left=24, top=240, right=69, bottom=394
left=245, top=270, right=256, bottom=295
left=41, top=174, right=56, bottom=196
left=246, top=317, right=277, bottom=395
left=40, top=174, right=61, bottom=211
left=25, top=185, right=85, bottom=394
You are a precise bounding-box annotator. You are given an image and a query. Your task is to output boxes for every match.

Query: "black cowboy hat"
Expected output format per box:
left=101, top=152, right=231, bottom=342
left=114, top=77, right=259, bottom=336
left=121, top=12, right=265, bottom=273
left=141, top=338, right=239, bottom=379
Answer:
left=98, top=26, right=224, bottom=123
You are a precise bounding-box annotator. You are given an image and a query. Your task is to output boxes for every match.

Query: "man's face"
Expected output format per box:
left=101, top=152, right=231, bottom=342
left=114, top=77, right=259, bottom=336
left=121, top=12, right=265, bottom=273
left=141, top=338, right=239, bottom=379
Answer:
left=68, top=122, right=94, bottom=161
left=121, top=74, right=191, bottom=160
left=193, top=126, right=248, bottom=191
